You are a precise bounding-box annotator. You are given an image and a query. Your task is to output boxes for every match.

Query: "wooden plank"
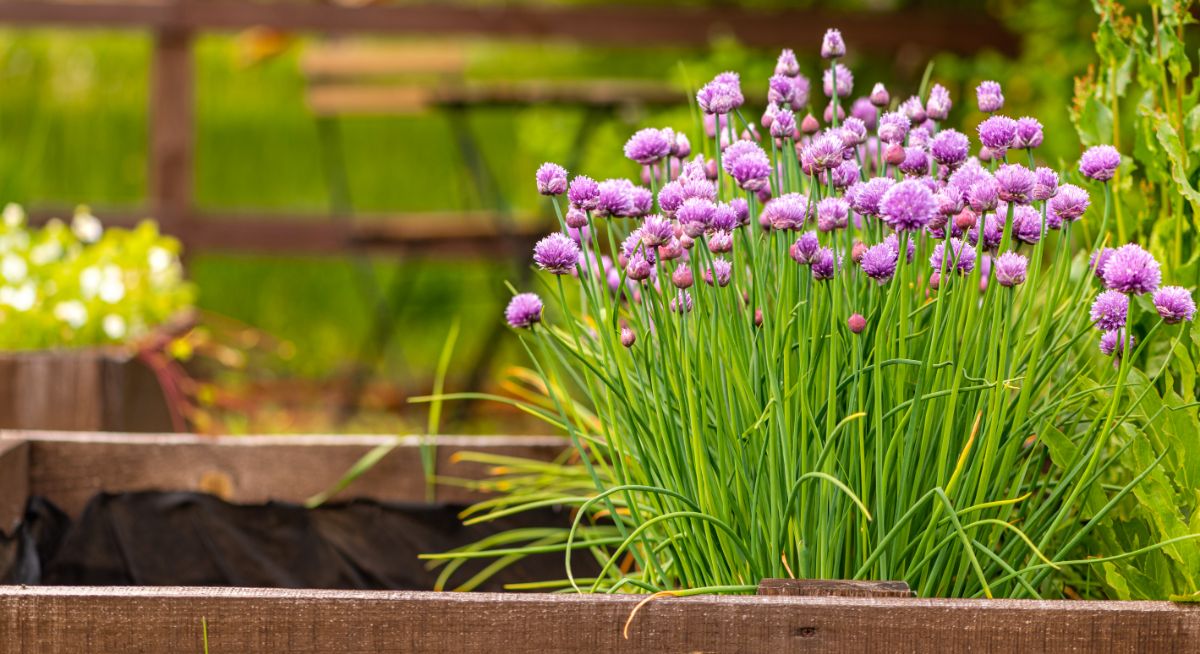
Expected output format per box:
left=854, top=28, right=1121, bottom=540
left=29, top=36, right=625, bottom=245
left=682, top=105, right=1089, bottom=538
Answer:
left=758, top=578, right=913, bottom=598
left=149, top=25, right=194, bottom=241
left=0, top=432, right=566, bottom=517
left=302, top=43, right=469, bottom=77
left=0, top=3, right=1019, bottom=55
left=0, top=586, right=1198, bottom=653
left=0, top=439, right=28, bottom=535
left=0, top=352, right=172, bottom=433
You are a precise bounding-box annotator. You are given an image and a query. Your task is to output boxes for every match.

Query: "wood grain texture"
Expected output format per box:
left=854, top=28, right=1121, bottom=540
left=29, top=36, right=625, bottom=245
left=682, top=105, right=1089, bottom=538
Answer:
left=0, top=352, right=171, bottom=432
left=1, top=586, right=1198, bottom=653
left=0, top=432, right=567, bottom=517
left=758, top=578, right=914, bottom=598
left=0, top=439, right=28, bottom=534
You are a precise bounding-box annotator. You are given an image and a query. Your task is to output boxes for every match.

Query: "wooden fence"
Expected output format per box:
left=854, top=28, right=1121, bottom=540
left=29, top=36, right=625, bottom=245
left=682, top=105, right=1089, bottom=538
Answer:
left=0, top=1, right=1018, bottom=257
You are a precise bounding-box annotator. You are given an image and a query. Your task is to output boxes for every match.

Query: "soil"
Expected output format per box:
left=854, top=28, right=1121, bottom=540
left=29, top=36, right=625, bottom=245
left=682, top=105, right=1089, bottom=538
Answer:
left=0, top=492, right=586, bottom=591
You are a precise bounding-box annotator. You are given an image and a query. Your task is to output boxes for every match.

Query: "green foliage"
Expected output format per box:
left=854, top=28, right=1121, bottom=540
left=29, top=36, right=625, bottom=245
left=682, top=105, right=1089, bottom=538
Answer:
left=0, top=205, right=192, bottom=349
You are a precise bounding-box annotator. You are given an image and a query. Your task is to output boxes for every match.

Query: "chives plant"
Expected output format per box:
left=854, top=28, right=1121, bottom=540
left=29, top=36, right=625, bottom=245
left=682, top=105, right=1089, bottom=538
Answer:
left=429, top=30, right=1196, bottom=599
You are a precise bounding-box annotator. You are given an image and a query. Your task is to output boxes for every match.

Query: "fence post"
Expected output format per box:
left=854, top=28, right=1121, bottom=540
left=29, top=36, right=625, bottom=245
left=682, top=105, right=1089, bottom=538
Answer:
left=149, top=21, right=193, bottom=247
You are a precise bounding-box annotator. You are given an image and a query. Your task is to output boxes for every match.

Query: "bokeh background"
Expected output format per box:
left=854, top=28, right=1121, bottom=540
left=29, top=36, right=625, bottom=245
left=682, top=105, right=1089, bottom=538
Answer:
left=0, top=0, right=1102, bottom=434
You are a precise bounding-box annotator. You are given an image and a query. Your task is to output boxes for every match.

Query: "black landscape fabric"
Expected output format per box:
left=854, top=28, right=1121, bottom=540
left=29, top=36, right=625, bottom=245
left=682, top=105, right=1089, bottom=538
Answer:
left=0, top=492, right=587, bottom=591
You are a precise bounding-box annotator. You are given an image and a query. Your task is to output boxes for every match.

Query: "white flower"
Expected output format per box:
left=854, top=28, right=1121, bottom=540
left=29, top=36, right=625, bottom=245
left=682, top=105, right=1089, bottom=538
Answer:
left=0, top=283, right=35, bottom=312
left=1, top=255, right=26, bottom=283
left=53, top=300, right=87, bottom=328
left=99, top=264, right=125, bottom=303
left=29, top=241, right=62, bottom=265
left=2, top=203, right=25, bottom=228
left=102, top=314, right=127, bottom=340
left=80, top=266, right=101, bottom=299
left=71, top=211, right=102, bottom=243
left=149, top=246, right=172, bottom=273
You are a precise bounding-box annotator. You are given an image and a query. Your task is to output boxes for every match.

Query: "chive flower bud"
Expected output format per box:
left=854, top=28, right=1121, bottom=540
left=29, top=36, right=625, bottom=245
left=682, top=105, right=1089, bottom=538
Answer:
left=976, top=80, right=1004, bottom=113
left=702, top=258, right=732, bottom=287
left=869, top=83, right=889, bottom=107
left=672, top=265, right=694, bottom=289
left=848, top=313, right=866, bottom=333
left=900, top=96, right=926, bottom=124
left=708, top=230, right=734, bottom=253
left=1153, top=286, right=1196, bottom=324
left=670, top=291, right=693, bottom=313
left=565, top=206, right=589, bottom=229
left=505, top=293, right=543, bottom=329
left=1079, top=145, right=1121, bottom=182
left=620, top=327, right=636, bottom=348
left=536, top=163, right=568, bottom=196
left=775, top=49, right=800, bottom=77
left=1090, top=289, right=1129, bottom=331
left=821, top=28, right=846, bottom=59
left=925, top=84, right=952, bottom=121
left=770, top=106, right=797, bottom=139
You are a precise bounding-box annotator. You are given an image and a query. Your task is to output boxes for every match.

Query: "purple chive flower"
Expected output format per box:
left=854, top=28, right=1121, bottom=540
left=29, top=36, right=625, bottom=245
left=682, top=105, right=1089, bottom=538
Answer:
left=978, top=115, right=1018, bottom=153
left=900, top=96, right=927, bottom=124
left=848, top=313, right=867, bottom=333
left=817, top=197, right=850, bottom=232
left=861, top=240, right=899, bottom=283
left=822, top=63, right=853, bottom=98
left=1049, top=183, right=1090, bottom=226
left=790, top=231, right=821, bottom=263
left=936, top=185, right=965, bottom=218
left=1099, top=329, right=1133, bottom=358
left=629, top=186, right=654, bottom=217
left=821, top=28, right=846, bottom=59
left=995, top=164, right=1036, bottom=204
left=994, top=252, right=1028, bottom=287
left=811, top=247, right=837, bottom=280
left=1153, top=286, right=1196, bottom=324
left=947, top=159, right=990, bottom=195
left=771, top=106, right=797, bottom=139
left=880, top=179, right=936, bottom=231
left=967, top=178, right=1000, bottom=213
left=768, top=76, right=794, bottom=106
left=567, top=175, right=600, bottom=210
left=505, top=293, right=543, bottom=328
left=1102, top=243, right=1161, bottom=294
left=776, top=49, right=800, bottom=77
left=841, top=117, right=868, bottom=145
left=969, top=212, right=1004, bottom=251
left=670, top=290, right=693, bottom=314
left=1011, top=204, right=1043, bottom=244
left=657, top=181, right=685, bottom=216
left=1080, top=145, right=1121, bottom=182
left=702, top=258, right=733, bottom=287
left=677, top=197, right=717, bottom=238
left=801, top=132, right=845, bottom=173
left=930, top=238, right=977, bottom=274
left=595, top=178, right=636, bottom=217
left=658, top=237, right=684, bottom=261
left=533, top=232, right=581, bottom=274
left=536, top=163, right=568, bottom=196
left=1015, top=117, right=1044, bottom=149
left=1091, top=247, right=1115, bottom=279
left=877, top=111, right=910, bottom=144
left=729, top=198, right=750, bottom=225
left=697, top=72, right=744, bottom=114
left=723, top=140, right=771, bottom=191
left=640, top=215, right=674, bottom=247
left=1091, top=289, right=1129, bottom=330
left=869, top=83, right=889, bottom=107
left=930, top=129, right=970, bottom=168
left=830, top=159, right=860, bottom=189
left=850, top=177, right=896, bottom=216
left=789, top=76, right=811, bottom=111
left=767, top=193, right=810, bottom=231
left=899, top=147, right=929, bottom=176
left=673, top=132, right=691, bottom=158
left=926, top=84, right=952, bottom=121
left=711, top=203, right=738, bottom=232
left=624, top=128, right=673, bottom=165
left=625, top=250, right=653, bottom=281
left=976, top=80, right=1004, bottom=113
left=851, top=97, right=877, bottom=129
left=1032, top=167, right=1059, bottom=202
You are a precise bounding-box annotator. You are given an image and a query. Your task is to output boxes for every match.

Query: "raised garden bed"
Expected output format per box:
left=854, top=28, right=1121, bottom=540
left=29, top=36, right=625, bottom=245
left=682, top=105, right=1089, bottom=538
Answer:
left=1, top=431, right=1199, bottom=652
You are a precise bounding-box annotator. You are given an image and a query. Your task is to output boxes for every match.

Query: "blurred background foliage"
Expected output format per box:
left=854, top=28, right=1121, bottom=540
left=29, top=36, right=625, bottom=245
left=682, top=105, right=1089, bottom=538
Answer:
left=0, top=0, right=1113, bottom=432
